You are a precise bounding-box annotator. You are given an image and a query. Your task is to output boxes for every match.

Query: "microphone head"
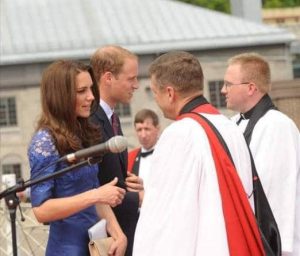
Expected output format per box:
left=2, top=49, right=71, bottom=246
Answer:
left=108, top=136, right=128, bottom=153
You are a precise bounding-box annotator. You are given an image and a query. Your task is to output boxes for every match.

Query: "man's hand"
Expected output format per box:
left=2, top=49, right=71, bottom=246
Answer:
left=125, top=172, right=144, bottom=192
left=126, top=172, right=145, bottom=207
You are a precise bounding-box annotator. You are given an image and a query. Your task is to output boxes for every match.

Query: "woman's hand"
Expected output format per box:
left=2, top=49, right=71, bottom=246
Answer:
left=95, top=178, right=126, bottom=207
left=108, top=233, right=127, bottom=256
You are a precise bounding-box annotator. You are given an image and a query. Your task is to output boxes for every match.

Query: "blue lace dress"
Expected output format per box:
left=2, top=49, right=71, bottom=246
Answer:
left=28, top=130, right=100, bottom=256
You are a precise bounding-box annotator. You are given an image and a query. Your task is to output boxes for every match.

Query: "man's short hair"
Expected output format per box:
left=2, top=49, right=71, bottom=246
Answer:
left=149, top=51, right=204, bottom=94
left=134, top=109, right=159, bottom=127
left=90, top=45, right=138, bottom=82
left=228, top=52, right=271, bottom=94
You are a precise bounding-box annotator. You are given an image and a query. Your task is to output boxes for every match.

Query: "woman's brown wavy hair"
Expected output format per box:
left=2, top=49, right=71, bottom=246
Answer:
left=36, top=60, right=101, bottom=156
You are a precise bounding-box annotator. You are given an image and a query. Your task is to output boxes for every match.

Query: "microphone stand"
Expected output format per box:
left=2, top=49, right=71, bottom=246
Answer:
left=0, top=158, right=98, bottom=256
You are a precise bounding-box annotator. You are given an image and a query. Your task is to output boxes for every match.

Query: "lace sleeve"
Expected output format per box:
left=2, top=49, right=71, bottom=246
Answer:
left=28, top=130, right=60, bottom=207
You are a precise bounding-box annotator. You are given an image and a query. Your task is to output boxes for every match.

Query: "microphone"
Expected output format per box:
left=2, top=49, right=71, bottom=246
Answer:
left=62, top=136, right=128, bottom=162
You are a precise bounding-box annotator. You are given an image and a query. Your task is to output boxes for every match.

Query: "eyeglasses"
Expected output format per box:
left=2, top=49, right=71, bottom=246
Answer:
left=223, top=81, right=250, bottom=89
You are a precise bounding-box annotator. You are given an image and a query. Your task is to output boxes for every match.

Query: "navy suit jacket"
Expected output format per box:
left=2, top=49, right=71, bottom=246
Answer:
left=90, top=105, right=139, bottom=256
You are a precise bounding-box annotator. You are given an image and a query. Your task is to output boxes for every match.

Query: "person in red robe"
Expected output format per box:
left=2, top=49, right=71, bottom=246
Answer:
left=133, top=51, right=265, bottom=256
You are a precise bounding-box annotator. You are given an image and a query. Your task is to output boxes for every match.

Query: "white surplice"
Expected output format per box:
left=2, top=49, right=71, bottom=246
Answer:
left=133, top=114, right=254, bottom=256
left=233, top=110, right=300, bottom=255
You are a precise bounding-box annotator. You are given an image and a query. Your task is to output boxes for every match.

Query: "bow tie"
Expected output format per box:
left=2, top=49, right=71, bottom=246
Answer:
left=236, top=114, right=247, bottom=125
left=140, top=149, right=154, bottom=158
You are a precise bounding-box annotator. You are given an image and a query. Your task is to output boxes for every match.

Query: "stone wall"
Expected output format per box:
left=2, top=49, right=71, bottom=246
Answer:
left=0, top=44, right=296, bottom=181
left=270, top=79, right=300, bottom=129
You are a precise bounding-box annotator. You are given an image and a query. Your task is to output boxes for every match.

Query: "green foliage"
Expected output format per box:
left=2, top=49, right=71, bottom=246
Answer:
left=178, top=0, right=300, bottom=13
left=179, top=0, right=230, bottom=13
left=263, top=0, right=300, bottom=8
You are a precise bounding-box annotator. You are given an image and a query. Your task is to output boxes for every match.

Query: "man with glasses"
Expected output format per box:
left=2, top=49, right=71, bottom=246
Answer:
left=221, top=52, right=300, bottom=256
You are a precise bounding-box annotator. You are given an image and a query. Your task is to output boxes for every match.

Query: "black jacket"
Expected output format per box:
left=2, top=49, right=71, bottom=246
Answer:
left=90, top=105, right=139, bottom=256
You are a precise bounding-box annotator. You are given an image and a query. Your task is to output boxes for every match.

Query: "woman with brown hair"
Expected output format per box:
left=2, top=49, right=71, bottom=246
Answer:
left=28, top=60, right=127, bottom=256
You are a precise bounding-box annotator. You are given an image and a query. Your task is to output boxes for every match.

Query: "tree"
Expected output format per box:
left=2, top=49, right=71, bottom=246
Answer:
left=263, top=0, right=300, bottom=8
left=179, top=0, right=230, bottom=13
left=178, top=0, right=300, bottom=13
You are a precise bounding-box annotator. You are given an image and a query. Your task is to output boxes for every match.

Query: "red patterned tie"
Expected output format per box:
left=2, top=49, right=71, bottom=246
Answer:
left=111, top=113, right=119, bottom=135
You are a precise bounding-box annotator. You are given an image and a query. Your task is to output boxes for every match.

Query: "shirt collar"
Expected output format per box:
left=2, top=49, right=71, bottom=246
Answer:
left=241, top=108, right=254, bottom=120
left=141, top=146, right=155, bottom=153
left=140, top=148, right=154, bottom=158
left=100, top=99, right=114, bottom=120
left=241, top=94, right=274, bottom=120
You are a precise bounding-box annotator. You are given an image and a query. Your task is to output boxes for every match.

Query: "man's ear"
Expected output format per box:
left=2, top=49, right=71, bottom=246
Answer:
left=166, top=85, right=176, bottom=103
left=248, top=82, right=258, bottom=96
left=102, top=71, right=113, bottom=84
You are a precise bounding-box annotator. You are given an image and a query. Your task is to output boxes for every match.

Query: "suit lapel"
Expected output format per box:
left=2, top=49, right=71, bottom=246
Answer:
left=93, top=105, right=127, bottom=177
left=94, top=106, right=114, bottom=139
left=132, top=150, right=141, bottom=176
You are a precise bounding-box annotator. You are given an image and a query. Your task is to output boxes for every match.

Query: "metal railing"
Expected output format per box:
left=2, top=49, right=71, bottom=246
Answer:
left=0, top=202, right=48, bottom=256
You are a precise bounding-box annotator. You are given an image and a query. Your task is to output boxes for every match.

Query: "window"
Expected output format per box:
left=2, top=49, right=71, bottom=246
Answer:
left=2, top=163, right=22, bottom=180
left=293, top=59, right=300, bottom=78
left=115, top=103, right=131, bottom=117
left=0, top=97, right=17, bottom=127
left=208, top=80, right=226, bottom=108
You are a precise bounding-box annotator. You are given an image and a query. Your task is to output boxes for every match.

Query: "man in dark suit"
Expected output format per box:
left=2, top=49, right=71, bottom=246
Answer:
left=90, top=45, right=142, bottom=256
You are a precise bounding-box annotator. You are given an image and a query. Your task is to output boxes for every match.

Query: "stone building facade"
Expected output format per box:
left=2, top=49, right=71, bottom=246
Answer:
left=0, top=0, right=297, bottom=183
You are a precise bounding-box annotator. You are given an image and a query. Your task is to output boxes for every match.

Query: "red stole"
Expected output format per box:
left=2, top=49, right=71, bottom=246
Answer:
left=177, top=104, right=265, bottom=256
